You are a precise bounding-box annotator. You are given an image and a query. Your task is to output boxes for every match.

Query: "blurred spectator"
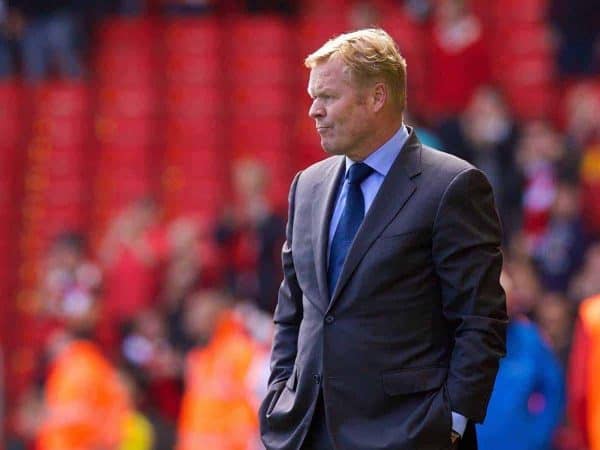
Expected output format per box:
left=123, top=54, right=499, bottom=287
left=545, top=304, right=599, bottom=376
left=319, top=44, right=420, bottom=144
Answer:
left=405, top=109, right=444, bottom=149
left=35, top=328, right=132, bottom=450
left=162, top=218, right=203, bottom=311
left=122, top=309, right=181, bottom=423
left=176, top=289, right=269, bottom=450
left=477, top=272, right=565, bottom=450
left=504, top=254, right=543, bottom=317
left=99, top=197, right=168, bottom=332
left=567, top=293, right=600, bottom=450
left=534, top=292, right=574, bottom=367
left=533, top=181, right=587, bottom=293
left=37, top=232, right=102, bottom=328
left=162, top=0, right=215, bottom=15
left=4, top=4, right=600, bottom=450
left=348, top=1, right=380, bottom=30
left=0, top=0, right=14, bottom=77
left=568, top=242, right=600, bottom=303
left=565, top=83, right=600, bottom=150
left=549, top=0, right=600, bottom=76
left=565, top=84, right=600, bottom=237
left=404, top=0, right=433, bottom=22
left=6, top=0, right=83, bottom=82
left=437, top=86, right=522, bottom=238
left=120, top=308, right=182, bottom=424
left=515, top=121, right=568, bottom=250
left=428, top=0, right=491, bottom=118
left=10, top=386, right=44, bottom=450
left=244, top=0, right=296, bottom=15
left=216, top=160, right=285, bottom=313
left=161, top=217, right=205, bottom=353
left=117, top=0, right=147, bottom=15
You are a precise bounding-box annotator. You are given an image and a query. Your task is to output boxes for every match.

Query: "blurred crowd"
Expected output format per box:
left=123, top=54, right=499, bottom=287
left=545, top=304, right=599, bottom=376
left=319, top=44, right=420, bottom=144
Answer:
left=3, top=0, right=600, bottom=449
left=9, top=159, right=281, bottom=450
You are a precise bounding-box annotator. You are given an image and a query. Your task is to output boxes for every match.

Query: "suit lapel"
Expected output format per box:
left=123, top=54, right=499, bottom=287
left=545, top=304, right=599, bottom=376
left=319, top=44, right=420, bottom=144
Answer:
left=312, top=157, right=346, bottom=307
left=328, top=131, right=423, bottom=308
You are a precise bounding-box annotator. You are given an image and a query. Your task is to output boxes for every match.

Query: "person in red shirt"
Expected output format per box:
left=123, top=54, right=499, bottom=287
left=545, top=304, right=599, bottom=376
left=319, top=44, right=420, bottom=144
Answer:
left=428, top=0, right=491, bottom=119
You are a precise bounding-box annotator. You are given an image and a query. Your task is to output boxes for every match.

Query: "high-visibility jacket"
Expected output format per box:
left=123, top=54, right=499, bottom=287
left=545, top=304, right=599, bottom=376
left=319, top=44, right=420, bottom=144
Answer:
left=569, top=294, right=600, bottom=449
left=177, top=311, right=265, bottom=450
left=36, top=340, right=131, bottom=450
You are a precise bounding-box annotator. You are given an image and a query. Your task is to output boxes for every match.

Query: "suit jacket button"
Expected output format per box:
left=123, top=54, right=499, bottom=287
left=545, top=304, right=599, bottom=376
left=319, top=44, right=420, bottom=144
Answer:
left=325, top=315, right=335, bottom=324
left=313, top=374, right=321, bottom=384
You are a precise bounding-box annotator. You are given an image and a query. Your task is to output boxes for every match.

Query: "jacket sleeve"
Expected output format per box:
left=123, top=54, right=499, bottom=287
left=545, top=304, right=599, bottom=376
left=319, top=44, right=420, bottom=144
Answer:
left=432, top=167, right=508, bottom=423
left=266, top=171, right=304, bottom=390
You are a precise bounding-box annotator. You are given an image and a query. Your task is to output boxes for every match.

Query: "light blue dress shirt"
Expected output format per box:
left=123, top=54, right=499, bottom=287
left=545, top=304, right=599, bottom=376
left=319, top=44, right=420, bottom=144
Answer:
left=327, top=124, right=468, bottom=437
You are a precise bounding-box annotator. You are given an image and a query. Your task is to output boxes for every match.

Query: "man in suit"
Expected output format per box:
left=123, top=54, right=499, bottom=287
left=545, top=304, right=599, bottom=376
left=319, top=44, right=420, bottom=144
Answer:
left=259, top=28, right=507, bottom=450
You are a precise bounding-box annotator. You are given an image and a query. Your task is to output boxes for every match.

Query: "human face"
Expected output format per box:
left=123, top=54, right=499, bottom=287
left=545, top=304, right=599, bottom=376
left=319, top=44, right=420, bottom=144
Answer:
left=307, top=58, right=374, bottom=160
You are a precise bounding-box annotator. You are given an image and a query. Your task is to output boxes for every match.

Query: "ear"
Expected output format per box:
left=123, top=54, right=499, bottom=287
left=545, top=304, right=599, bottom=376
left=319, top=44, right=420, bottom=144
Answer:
left=371, top=82, right=387, bottom=113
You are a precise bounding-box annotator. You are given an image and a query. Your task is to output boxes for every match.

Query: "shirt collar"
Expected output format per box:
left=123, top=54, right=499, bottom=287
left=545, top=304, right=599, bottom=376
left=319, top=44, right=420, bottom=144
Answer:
left=344, top=124, right=409, bottom=177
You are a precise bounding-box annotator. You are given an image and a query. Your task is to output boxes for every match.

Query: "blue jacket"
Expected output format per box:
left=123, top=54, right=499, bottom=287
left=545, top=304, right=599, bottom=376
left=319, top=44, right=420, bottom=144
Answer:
left=477, top=319, right=565, bottom=450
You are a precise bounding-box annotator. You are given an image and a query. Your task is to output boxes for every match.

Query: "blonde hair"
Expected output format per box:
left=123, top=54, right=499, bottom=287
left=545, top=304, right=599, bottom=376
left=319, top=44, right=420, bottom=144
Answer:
left=305, top=28, right=407, bottom=111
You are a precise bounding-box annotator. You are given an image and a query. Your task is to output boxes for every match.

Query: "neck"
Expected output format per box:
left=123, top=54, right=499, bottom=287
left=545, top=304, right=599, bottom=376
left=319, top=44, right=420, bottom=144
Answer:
left=348, top=115, right=404, bottom=161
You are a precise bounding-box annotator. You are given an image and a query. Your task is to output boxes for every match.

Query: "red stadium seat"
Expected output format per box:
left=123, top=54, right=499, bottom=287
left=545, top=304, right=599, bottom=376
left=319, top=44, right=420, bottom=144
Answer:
left=33, top=117, right=90, bottom=148
left=491, top=0, right=548, bottom=22
left=32, top=81, right=89, bottom=118
left=97, top=17, right=156, bottom=48
left=165, top=85, right=223, bottom=117
left=0, top=82, right=23, bottom=147
left=28, top=154, right=86, bottom=179
left=96, top=116, right=156, bottom=148
left=230, top=119, right=290, bottom=155
left=165, top=117, right=223, bottom=148
left=228, top=53, right=293, bottom=86
left=230, top=16, right=291, bottom=56
left=98, top=86, right=159, bottom=117
left=0, top=116, right=23, bottom=148
left=302, top=0, right=352, bottom=16
left=166, top=146, right=224, bottom=170
left=95, top=46, right=157, bottom=86
left=164, top=17, right=221, bottom=55
left=230, top=85, right=292, bottom=117
left=165, top=52, right=222, bottom=85
left=297, top=16, right=350, bottom=55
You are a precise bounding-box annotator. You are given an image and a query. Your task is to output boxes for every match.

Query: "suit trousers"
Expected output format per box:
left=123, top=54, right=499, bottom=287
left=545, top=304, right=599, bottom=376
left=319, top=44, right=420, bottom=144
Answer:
left=302, top=390, right=334, bottom=449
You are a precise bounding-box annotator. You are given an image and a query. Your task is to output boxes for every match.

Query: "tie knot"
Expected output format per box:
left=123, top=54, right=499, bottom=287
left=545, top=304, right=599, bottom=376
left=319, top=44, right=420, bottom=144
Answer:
left=347, top=162, right=373, bottom=185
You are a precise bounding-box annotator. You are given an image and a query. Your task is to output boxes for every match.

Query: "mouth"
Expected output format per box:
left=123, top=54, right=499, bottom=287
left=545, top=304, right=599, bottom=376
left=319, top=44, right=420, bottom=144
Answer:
left=316, top=126, right=331, bottom=134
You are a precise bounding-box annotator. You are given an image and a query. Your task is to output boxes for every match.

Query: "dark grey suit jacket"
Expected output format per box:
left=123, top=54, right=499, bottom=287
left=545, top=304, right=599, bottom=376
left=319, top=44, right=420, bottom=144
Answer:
left=259, top=130, right=508, bottom=450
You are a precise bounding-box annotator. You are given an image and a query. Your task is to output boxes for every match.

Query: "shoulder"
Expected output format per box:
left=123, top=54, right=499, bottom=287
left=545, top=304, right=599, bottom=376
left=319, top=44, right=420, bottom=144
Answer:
left=416, top=145, right=493, bottom=208
left=421, top=144, right=475, bottom=178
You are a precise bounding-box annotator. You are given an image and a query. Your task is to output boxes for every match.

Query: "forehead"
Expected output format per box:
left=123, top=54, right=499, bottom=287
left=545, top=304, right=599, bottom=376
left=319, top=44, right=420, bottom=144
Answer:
left=307, top=58, right=352, bottom=93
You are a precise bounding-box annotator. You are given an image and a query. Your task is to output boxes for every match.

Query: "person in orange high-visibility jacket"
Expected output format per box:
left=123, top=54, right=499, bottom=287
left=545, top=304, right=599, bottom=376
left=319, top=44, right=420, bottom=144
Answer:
left=177, top=292, right=269, bottom=450
left=568, top=293, right=600, bottom=450
left=36, top=333, right=132, bottom=450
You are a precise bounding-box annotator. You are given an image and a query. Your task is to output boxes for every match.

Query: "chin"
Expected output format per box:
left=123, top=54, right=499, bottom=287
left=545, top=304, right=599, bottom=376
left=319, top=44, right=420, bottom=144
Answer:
left=321, top=141, right=344, bottom=156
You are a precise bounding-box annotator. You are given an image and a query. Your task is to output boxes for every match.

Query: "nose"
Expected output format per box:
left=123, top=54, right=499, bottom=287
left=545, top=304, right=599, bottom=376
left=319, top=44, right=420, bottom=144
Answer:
left=308, top=98, right=324, bottom=119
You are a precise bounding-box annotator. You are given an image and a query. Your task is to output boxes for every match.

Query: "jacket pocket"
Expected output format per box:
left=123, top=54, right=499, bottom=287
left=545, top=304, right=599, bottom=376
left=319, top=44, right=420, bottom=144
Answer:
left=285, top=366, right=298, bottom=391
left=266, top=367, right=297, bottom=418
left=265, top=382, right=286, bottom=418
left=381, top=366, right=448, bottom=396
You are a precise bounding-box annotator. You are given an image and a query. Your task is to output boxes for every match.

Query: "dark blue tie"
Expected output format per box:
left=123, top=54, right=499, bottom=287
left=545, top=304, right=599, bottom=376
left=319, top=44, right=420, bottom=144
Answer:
left=328, top=162, right=373, bottom=298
